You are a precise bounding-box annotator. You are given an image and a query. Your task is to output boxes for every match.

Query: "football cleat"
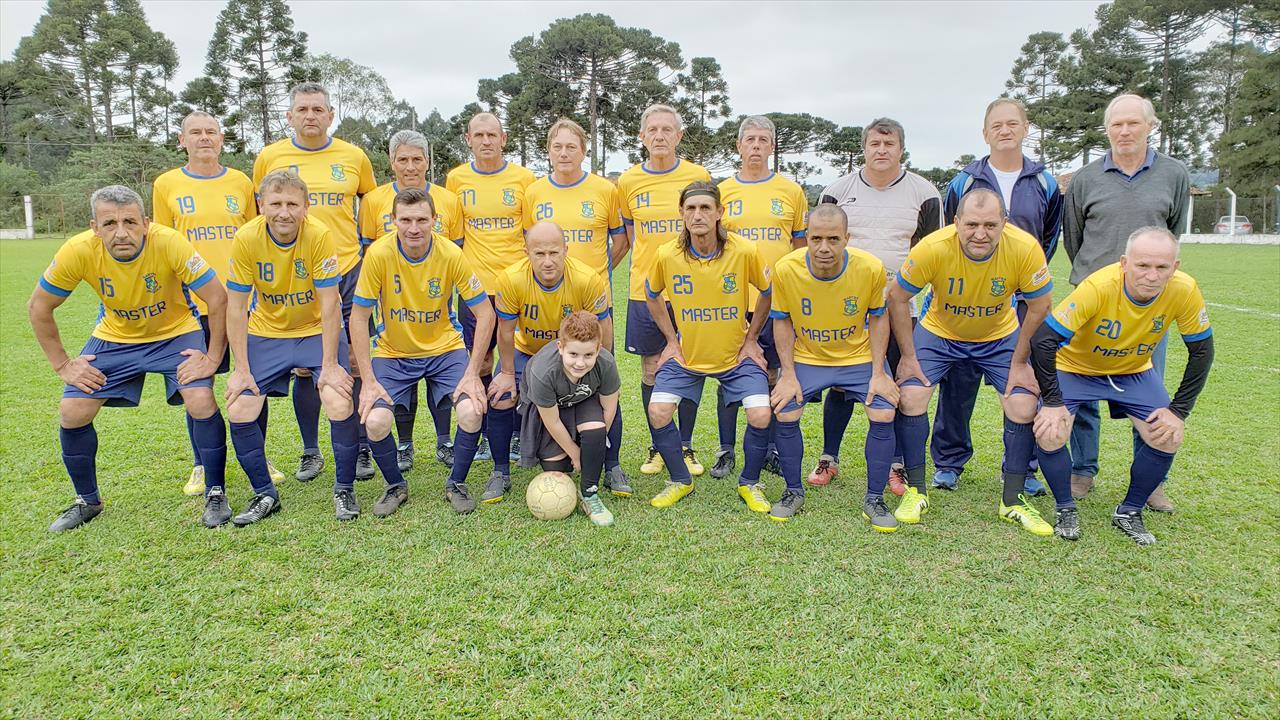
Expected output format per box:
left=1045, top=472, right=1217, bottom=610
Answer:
left=807, top=456, right=838, bottom=486
left=640, top=446, right=664, bottom=475
left=201, top=488, right=232, bottom=528
left=354, top=447, right=375, bottom=481
left=49, top=498, right=103, bottom=533
left=296, top=453, right=325, bottom=482
left=481, top=471, right=511, bottom=503
left=1054, top=506, right=1081, bottom=541
left=887, top=463, right=909, bottom=497
left=683, top=447, right=704, bottom=476
left=604, top=465, right=633, bottom=498
left=737, top=483, right=771, bottom=513
left=999, top=494, right=1053, bottom=537
left=397, top=442, right=414, bottom=472
left=232, top=493, right=281, bottom=526
left=894, top=487, right=929, bottom=524
left=709, top=448, right=737, bottom=479
left=445, top=483, right=477, bottom=515
left=184, top=465, right=206, bottom=496
left=768, top=490, right=805, bottom=522
left=863, top=496, right=899, bottom=533
left=579, top=491, right=615, bottom=527
left=1112, top=509, right=1157, bottom=546
left=932, top=469, right=959, bottom=491
left=650, top=481, right=694, bottom=508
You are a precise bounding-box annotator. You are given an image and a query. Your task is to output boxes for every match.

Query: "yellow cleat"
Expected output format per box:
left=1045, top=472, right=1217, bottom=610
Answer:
left=650, top=481, right=694, bottom=508
left=737, top=483, right=771, bottom=513
left=683, top=447, right=704, bottom=477
left=894, top=487, right=930, bottom=524
left=267, top=460, right=285, bottom=484
left=640, top=446, right=665, bottom=475
left=183, top=465, right=205, bottom=496
left=999, top=494, right=1054, bottom=537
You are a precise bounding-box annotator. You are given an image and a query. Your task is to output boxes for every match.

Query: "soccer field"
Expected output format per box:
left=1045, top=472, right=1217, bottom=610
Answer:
left=1, top=238, right=1277, bottom=719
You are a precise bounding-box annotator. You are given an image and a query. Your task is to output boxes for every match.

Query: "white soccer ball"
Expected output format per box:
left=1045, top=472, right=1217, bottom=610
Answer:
left=525, top=471, right=577, bottom=521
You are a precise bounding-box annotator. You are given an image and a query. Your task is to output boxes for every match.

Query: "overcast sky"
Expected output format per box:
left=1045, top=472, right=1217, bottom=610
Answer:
left=1, top=0, right=1109, bottom=182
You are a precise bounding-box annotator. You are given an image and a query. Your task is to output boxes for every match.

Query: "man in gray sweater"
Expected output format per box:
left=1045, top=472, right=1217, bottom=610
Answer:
left=1062, top=93, right=1190, bottom=511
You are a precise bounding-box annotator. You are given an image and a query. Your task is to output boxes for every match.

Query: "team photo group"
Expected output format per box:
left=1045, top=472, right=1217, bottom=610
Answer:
left=30, top=80, right=1213, bottom=547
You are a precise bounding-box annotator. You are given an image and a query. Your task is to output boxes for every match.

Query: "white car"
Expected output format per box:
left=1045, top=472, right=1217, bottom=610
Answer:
left=1214, top=215, right=1253, bottom=234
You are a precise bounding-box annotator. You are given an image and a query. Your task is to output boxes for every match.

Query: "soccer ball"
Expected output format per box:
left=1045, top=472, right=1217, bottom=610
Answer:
left=525, top=471, right=577, bottom=521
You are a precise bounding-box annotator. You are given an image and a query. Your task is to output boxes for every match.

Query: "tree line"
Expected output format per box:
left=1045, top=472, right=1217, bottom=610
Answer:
left=0, top=0, right=1275, bottom=230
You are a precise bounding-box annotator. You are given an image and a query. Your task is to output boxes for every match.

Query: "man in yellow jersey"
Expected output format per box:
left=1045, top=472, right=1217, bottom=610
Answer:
left=888, top=189, right=1055, bottom=537
left=714, top=115, right=809, bottom=480
left=223, top=170, right=357, bottom=526
left=360, top=129, right=464, bottom=472
left=446, top=112, right=535, bottom=466
left=153, top=111, right=286, bottom=496
left=521, top=117, right=628, bottom=486
left=616, top=104, right=712, bottom=477
left=253, top=82, right=377, bottom=483
left=1030, top=227, right=1213, bottom=546
left=769, top=205, right=899, bottom=526
left=349, top=188, right=495, bottom=516
left=487, top=221, right=614, bottom=503
left=645, top=182, right=773, bottom=512
left=30, top=186, right=229, bottom=531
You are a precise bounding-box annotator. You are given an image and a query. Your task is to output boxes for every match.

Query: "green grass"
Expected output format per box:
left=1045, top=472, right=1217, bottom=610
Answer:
left=1, top=239, right=1278, bottom=719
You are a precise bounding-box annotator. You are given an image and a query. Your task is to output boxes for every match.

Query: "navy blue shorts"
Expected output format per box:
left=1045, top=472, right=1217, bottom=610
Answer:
left=1058, top=369, right=1169, bottom=420
left=783, top=361, right=896, bottom=413
left=625, top=298, right=676, bottom=357
left=245, top=332, right=351, bottom=397
left=63, top=329, right=211, bottom=407
left=338, top=259, right=362, bottom=322
left=653, top=359, right=770, bottom=407
left=459, top=294, right=498, bottom=355
left=370, top=349, right=468, bottom=411
left=199, top=315, right=231, bottom=375
left=905, top=325, right=1032, bottom=396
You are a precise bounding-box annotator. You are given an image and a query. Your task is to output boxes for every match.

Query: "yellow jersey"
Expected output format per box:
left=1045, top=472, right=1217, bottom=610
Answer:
left=40, top=225, right=212, bottom=344
left=1047, top=263, right=1212, bottom=376
left=252, top=137, right=377, bottom=275
left=354, top=231, right=486, bottom=359
left=446, top=161, right=536, bottom=291
left=898, top=224, right=1052, bottom=342
left=358, top=181, right=464, bottom=246
left=494, top=257, right=611, bottom=356
left=226, top=216, right=340, bottom=339
left=770, top=247, right=887, bottom=366
left=719, top=172, right=809, bottom=306
left=522, top=172, right=624, bottom=280
left=617, top=159, right=711, bottom=301
left=645, top=234, right=771, bottom=374
left=152, top=165, right=257, bottom=315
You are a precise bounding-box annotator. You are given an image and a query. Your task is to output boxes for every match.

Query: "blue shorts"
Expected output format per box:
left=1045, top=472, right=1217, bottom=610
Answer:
left=63, top=329, right=211, bottom=407
left=338, top=259, right=362, bottom=322
left=653, top=359, right=770, bottom=406
left=750, top=311, right=780, bottom=370
left=459, top=294, right=498, bottom=355
left=784, top=362, right=896, bottom=413
left=371, top=349, right=468, bottom=411
left=625, top=299, right=676, bottom=357
left=246, top=332, right=351, bottom=397
left=199, top=315, right=231, bottom=375
left=906, top=325, right=1032, bottom=396
left=1058, top=369, right=1169, bottom=420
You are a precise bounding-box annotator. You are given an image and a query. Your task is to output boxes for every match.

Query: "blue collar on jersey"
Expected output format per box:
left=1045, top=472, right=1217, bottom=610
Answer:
left=641, top=158, right=682, bottom=175
left=549, top=171, right=588, bottom=189
left=181, top=166, right=228, bottom=180
left=1122, top=280, right=1161, bottom=307
left=396, top=234, right=433, bottom=264
left=687, top=239, right=722, bottom=260
left=805, top=249, right=849, bottom=282
left=391, top=181, right=431, bottom=193
left=291, top=137, right=333, bottom=152
left=106, top=233, right=148, bottom=264
left=733, top=171, right=775, bottom=185
left=266, top=224, right=299, bottom=249
left=470, top=160, right=508, bottom=175
left=533, top=269, right=566, bottom=293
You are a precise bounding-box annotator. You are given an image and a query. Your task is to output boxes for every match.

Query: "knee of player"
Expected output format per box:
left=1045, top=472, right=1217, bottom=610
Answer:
left=744, top=405, right=772, bottom=428
left=899, top=386, right=931, bottom=415
left=576, top=421, right=606, bottom=434
left=1002, top=394, right=1037, bottom=424
left=319, top=388, right=353, bottom=419
left=58, top=398, right=100, bottom=428
left=1036, top=428, right=1069, bottom=452
left=865, top=407, right=896, bottom=425
left=1146, top=432, right=1182, bottom=455
left=776, top=408, right=804, bottom=424
left=647, top=402, right=675, bottom=427
left=226, top=394, right=264, bottom=424
left=455, top=398, right=483, bottom=431
left=365, top=407, right=394, bottom=440
left=181, top=388, right=218, bottom=420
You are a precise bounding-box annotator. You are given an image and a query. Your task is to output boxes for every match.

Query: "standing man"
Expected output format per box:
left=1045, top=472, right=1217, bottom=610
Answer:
left=644, top=181, right=773, bottom=512
left=446, top=112, right=536, bottom=468
left=31, top=186, right=230, bottom=530
left=768, top=205, right=898, bottom=525
left=813, top=118, right=941, bottom=489
left=153, top=111, right=284, bottom=496
left=253, top=82, right=377, bottom=483
left=616, top=104, right=712, bottom=478
left=888, top=189, right=1056, bottom=537
left=1062, top=93, right=1190, bottom=512
left=223, top=170, right=358, bottom=525
left=349, top=187, right=495, bottom=517
left=1031, top=227, right=1213, bottom=545
left=931, top=98, right=1063, bottom=494
left=359, top=129, right=464, bottom=472
left=521, top=118, right=628, bottom=489
left=487, top=221, right=614, bottom=502
left=714, top=115, right=809, bottom=480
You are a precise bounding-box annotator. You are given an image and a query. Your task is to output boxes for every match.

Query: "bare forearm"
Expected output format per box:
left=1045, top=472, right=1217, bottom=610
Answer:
left=647, top=297, right=678, bottom=345
left=600, top=392, right=618, bottom=430
left=201, top=290, right=228, bottom=361
left=497, top=319, right=516, bottom=374
left=30, top=305, right=70, bottom=370
left=349, top=307, right=376, bottom=379
left=226, top=292, right=251, bottom=371
left=773, top=317, right=797, bottom=374
left=869, top=313, right=890, bottom=368
left=747, top=294, right=771, bottom=341
left=887, top=299, right=916, bottom=360
left=600, top=316, right=614, bottom=352
left=1012, top=300, right=1050, bottom=364
left=321, top=293, right=342, bottom=366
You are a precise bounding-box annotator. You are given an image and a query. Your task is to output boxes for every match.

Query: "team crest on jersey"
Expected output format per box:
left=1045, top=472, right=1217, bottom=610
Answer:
left=428, top=277, right=442, bottom=298
left=561, top=304, right=574, bottom=318
left=433, top=218, right=444, bottom=233
left=1150, top=314, right=1166, bottom=333
left=330, top=164, right=347, bottom=182
left=990, top=277, right=1007, bottom=296
left=142, top=273, right=161, bottom=293
left=502, top=189, right=517, bottom=207
left=843, top=296, right=859, bottom=316
left=294, top=259, right=308, bottom=279
left=225, top=195, right=241, bottom=214
left=581, top=201, right=595, bottom=219
left=771, top=198, right=784, bottom=216
left=721, top=272, right=738, bottom=294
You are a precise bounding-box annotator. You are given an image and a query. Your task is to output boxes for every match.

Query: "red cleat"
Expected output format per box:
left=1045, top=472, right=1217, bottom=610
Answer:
left=807, top=456, right=838, bottom=486
left=887, top=463, right=908, bottom=496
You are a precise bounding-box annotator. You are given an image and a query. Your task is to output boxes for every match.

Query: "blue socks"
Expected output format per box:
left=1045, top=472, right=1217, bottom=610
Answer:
left=448, top=428, right=482, bottom=487
left=230, top=420, right=277, bottom=498
left=431, top=396, right=453, bottom=447
left=60, top=423, right=99, bottom=505
left=739, top=424, right=770, bottom=486
left=190, top=411, right=227, bottom=493
left=1035, top=444, right=1076, bottom=509
left=822, top=390, right=856, bottom=460
left=678, top=398, right=697, bottom=447
left=894, top=411, right=929, bottom=470
left=293, top=374, right=321, bottom=454
left=606, top=407, right=622, bottom=470
left=716, top=385, right=738, bottom=451
left=775, top=419, right=803, bottom=492
left=352, top=377, right=369, bottom=450
left=369, top=434, right=406, bottom=489
left=651, top=421, right=690, bottom=484
left=330, top=411, right=360, bottom=491
left=865, top=420, right=895, bottom=498
left=487, top=406, right=515, bottom=474
left=1119, top=441, right=1176, bottom=513
left=185, top=412, right=200, bottom=466
left=1002, top=417, right=1035, bottom=505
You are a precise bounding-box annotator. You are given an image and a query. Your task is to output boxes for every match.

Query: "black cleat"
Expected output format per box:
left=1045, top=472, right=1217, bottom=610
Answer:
left=396, top=442, right=414, bottom=472
left=709, top=448, right=736, bottom=479
left=1054, top=506, right=1081, bottom=541
left=202, top=488, right=233, bottom=528
left=446, top=482, right=477, bottom=515
left=373, top=484, right=408, bottom=517
left=232, top=493, right=281, bottom=526
left=296, top=453, right=324, bottom=482
left=762, top=449, right=783, bottom=478
left=509, top=436, right=521, bottom=463
left=334, top=489, right=360, bottom=521
left=436, top=441, right=455, bottom=467
left=49, top=498, right=103, bottom=533
left=1112, top=509, right=1156, bottom=546
left=355, top=447, right=375, bottom=481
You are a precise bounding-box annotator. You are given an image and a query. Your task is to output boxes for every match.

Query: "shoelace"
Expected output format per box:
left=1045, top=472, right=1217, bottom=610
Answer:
left=868, top=497, right=889, bottom=515
left=1015, top=494, right=1045, bottom=521
left=780, top=492, right=802, bottom=509
left=452, top=485, right=471, bottom=499
left=815, top=459, right=832, bottom=473
left=584, top=495, right=606, bottom=514
left=337, top=492, right=356, bottom=511
left=247, top=495, right=272, bottom=517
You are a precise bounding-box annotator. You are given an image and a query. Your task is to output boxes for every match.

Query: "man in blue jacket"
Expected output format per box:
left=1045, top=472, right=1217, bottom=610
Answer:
left=931, top=98, right=1063, bottom=493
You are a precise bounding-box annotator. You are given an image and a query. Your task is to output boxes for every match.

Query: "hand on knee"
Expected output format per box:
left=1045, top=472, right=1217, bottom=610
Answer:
left=899, top=388, right=930, bottom=416
left=777, top=409, right=803, bottom=424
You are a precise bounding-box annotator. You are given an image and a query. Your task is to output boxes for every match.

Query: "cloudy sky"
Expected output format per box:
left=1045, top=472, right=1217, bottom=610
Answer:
left=2, top=0, right=1109, bottom=181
